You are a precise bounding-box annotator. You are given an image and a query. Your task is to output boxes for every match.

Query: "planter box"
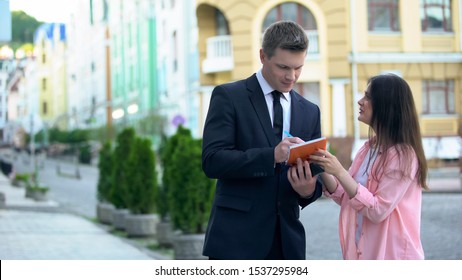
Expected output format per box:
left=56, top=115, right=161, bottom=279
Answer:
left=156, top=220, right=174, bottom=247
left=96, top=202, right=115, bottom=225
left=25, top=185, right=49, bottom=201
left=30, top=190, right=48, bottom=201
left=0, top=192, right=5, bottom=208
left=173, top=233, right=207, bottom=260
left=125, top=213, right=159, bottom=237
left=112, top=208, right=130, bottom=230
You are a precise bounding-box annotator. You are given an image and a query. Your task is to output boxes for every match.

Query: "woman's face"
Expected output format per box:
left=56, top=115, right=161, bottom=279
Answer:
left=358, top=83, right=373, bottom=126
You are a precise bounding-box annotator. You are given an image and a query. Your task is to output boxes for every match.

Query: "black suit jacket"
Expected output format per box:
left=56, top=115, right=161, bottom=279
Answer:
left=201, top=73, right=322, bottom=259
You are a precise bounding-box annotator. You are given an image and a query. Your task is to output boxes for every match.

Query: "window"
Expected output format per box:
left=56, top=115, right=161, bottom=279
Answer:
left=90, top=0, right=94, bottom=25
left=42, top=102, right=48, bottom=115
left=368, top=0, right=400, bottom=31
left=422, top=80, right=455, bottom=114
left=42, top=78, right=47, bottom=90
left=294, top=82, right=320, bottom=106
left=421, top=0, right=452, bottom=32
left=172, top=31, right=178, bottom=72
left=262, top=2, right=318, bottom=54
left=262, top=2, right=317, bottom=32
left=215, top=10, right=229, bottom=35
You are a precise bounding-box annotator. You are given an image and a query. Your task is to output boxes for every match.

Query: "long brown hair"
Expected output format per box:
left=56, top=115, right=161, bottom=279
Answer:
left=366, top=74, right=428, bottom=190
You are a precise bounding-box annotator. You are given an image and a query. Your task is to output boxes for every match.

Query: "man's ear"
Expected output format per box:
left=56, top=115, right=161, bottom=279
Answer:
left=259, top=49, right=265, bottom=64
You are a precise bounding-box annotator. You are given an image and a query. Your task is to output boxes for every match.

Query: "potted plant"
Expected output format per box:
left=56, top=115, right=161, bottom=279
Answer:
left=24, top=172, right=49, bottom=202
left=11, top=172, right=31, bottom=188
left=108, top=128, right=136, bottom=227
left=96, top=141, right=115, bottom=225
left=78, top=142, right=92, bottom=164
left=166, top=126, right=215, bottom=259
left=155, top=133, right=185, bottom=247
left=26, top=184, right=50, bottom=201
left=155, top=184, right=173, bottom=247
left=124, top=136, right=159, bottom=237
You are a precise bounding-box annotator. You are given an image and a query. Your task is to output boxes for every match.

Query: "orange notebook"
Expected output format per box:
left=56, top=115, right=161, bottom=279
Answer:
left=287, top=137, right=327, bottom=166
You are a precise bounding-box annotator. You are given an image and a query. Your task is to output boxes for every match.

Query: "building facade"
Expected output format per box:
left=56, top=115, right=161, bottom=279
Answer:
left=108, top=0, right=159, bottom=137
left=156, top=0, right=201, bottom=138
left=195, top=0, right=462, bottom=162
left=34, top=23, right=68, bottom=129
left=66, top=0, right=109, bottom=130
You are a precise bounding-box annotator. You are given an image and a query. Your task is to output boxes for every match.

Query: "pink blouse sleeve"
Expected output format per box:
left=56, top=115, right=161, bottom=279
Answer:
left=348, top=150, right=419, bottom=223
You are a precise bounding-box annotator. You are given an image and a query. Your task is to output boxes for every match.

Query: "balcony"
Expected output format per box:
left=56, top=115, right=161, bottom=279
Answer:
left=306, top=31, right=319, bottom=54
left=202, top=35, right=233, bottom=74
left=202, top=31, right=319, bottom=74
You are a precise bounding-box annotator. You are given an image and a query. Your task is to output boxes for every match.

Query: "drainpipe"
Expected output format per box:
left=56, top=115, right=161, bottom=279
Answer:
left=105, top=26, right=112, bottom=139
left=350, top=0, right=360, bottom=158
left=460, top=0, right=462, bottom=52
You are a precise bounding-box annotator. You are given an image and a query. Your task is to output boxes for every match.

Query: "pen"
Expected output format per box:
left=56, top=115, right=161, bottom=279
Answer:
left=283, top=130, right=293, bottom=137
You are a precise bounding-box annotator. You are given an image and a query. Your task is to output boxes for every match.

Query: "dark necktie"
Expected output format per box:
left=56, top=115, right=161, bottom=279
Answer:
left=271, top=90, right=283, bottom=141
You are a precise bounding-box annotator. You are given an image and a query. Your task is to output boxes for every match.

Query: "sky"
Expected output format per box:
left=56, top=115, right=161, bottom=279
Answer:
left=9, top=0, right=74, bottom=23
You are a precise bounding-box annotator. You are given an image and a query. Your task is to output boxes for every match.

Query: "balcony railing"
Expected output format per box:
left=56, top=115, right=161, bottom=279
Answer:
left=306, top=31, right=319, bottom=54
left=202, top=31, right=319, bottom=74
left=202, top=35, right=234, bottom=74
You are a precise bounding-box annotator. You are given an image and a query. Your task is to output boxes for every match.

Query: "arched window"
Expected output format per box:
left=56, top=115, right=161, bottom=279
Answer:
left=216, top=9, right=230, bottom=35
left=262, top=2, right=317, bottom=32
left=262, top=2, right=319, bottom=54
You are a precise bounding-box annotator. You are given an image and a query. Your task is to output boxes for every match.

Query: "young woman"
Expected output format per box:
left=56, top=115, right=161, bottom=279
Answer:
left=308, top=73, right=428, bottom=259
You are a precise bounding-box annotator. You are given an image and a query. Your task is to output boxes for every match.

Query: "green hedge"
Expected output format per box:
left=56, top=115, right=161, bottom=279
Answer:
left=110, top=128, right=136, bottom=209
left=166, top=126, right=215, bottom=234
left=126, top=137, right=158, bottom=214
left=97, top=141, right=113, bottom=203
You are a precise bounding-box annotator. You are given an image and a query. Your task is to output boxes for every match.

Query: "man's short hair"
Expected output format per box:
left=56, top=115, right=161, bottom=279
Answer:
left=262, top=20, right=309, bottom=59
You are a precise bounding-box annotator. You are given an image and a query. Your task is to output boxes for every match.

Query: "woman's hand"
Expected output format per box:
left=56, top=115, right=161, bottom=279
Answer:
left=310, top=150, right=358, bottom=198
left=309, top=149, right=343, bottom=177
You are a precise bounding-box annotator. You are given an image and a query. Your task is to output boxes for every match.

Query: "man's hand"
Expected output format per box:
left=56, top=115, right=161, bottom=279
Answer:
left=274, top=136, right=304, bottom=164
left=288, top=158, right=317, bottom=197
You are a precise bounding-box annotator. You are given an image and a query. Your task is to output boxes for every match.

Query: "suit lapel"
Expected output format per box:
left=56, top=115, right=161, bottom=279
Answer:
left=246, top=74, right=277, bottom=146
left=289, top=90, right=305, bottom=138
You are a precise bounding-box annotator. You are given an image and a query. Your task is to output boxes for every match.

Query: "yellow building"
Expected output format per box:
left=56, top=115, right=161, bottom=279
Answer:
left=196, top=0, right=461, bottom=165
left=34, top=23, right=68, bottom=129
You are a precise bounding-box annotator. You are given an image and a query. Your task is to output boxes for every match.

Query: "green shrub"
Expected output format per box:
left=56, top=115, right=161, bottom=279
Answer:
left=97, top=141, right=113, bottom=203
left=166, top=126, right=215, bottom=234
left=79, top=142, right=92, bottom=164
left=126, top=137, right=158, bottom=214
left=14, top=173, right=31, bottom=183
left=27, top=185, right=49, bottom=193
left=159, top=128, right=190, bottom=221
left=110, top=127, right=136, bottom=209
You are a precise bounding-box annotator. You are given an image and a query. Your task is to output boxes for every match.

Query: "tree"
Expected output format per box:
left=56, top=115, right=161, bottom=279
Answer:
left=126, top=137, right=158, bottom=214
left=156, top=134, right=170, bottom=221
left=110, top=127, right=136, bottom=209
left=159, top=127, right=190, bottom=221
left=96, top=141, right=113, bottom=203
left=167, top=126, right=215, bottom=234
left=5, top=11, right=43, bottom=51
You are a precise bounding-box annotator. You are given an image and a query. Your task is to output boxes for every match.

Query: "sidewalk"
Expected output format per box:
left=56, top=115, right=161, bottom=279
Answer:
left=1, top=165, right=460, bottom=260
left=427, top=167, right=462, bottom=193
left=0, top=173, right=162, bottom=260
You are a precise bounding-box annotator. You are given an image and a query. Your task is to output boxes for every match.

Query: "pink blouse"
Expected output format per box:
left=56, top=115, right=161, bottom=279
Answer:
left=325, top=141, right=425, bottom=260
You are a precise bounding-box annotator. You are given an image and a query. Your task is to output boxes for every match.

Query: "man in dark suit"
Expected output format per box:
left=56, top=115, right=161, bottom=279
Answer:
left=201, top=20, right=323, bottom=260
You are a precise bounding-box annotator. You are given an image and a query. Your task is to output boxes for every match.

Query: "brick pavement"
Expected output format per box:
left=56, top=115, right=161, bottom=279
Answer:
left=0, top=173, right=159, bottom=260
left=1, top=163, right=460, bottom=260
